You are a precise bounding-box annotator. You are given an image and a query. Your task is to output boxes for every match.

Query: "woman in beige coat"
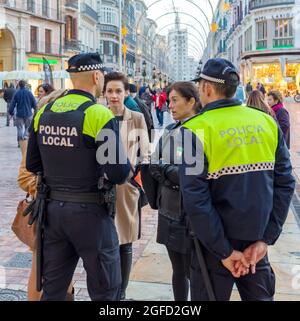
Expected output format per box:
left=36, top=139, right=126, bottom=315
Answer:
left=18, top=89, right=74, bottom=301
left=104, top=72, right=150, bottom=300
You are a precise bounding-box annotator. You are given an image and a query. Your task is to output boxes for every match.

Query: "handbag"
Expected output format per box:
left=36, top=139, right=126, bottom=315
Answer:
left=129, top=167, right=148, bottom=208
left=11, top=195, right=37, bottom=249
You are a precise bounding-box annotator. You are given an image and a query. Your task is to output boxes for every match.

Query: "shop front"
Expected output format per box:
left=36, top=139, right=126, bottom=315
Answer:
left=242, top=54, right=300, bottom=96
left=26, top=55, right=64, bottom=95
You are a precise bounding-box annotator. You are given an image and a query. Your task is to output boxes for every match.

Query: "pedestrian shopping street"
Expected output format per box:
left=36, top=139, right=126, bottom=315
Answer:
left=0, top=102, right=299, bottom=301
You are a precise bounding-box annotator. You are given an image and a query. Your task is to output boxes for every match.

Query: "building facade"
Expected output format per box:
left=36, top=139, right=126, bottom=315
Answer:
left=0, top=0, right=65, bottom=91
left=168, top=15, right=189, bottom=81
left=98, top=0, right=120, bottom=71
left=204, top=0, right=300, bottom=94
left=78, top=0, right=99, bottom=53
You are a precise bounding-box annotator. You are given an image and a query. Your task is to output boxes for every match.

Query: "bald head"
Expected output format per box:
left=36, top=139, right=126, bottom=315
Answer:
left=70, top=70, right=104, bottom=98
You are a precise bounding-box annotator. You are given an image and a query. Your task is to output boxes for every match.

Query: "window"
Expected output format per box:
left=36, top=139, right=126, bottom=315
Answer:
left=256, top=21, right=267, bottom=49
left=245, top=27, right=252, bottom=51
left=30, top=26, right=38, bottom=52
left=274, top=19, right=293, bottom=47
left=27, top=0, right=35, bottom=13
left=100, top=6, right=118, bottom=26
left=238, top=35, right=243, bottom=57
left=45, top=29, right=51, bottom=53
left=42, top=0, right=48, bottom=17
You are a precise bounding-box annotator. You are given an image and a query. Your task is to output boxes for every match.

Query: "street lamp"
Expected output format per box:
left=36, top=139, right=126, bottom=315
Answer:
left=142, top=60, right=147, bottom=85
left=152, top=66, right=157, bottom=87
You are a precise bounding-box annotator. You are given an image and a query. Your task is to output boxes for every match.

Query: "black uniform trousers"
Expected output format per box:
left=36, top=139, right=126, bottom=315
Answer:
left=41, top=200, right=121, bottom=301
left=190, top=240, right=275, bottom=301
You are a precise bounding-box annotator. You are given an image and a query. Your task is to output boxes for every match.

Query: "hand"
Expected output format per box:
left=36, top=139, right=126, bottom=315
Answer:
left=222, top=250, right=250, bottom=278
left=242, top=241, right=268, bottom=274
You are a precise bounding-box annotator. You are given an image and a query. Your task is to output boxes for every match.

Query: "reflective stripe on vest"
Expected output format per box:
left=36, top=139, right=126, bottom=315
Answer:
left=182, top=105, right=278, bottom=179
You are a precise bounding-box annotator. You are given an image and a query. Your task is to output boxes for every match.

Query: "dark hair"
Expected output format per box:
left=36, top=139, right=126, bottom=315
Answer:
left=169, top=81, right=202, bottom=112
left=203, top=73, right=239, bottom=98
left=104, top=72, right=129, bottom=92
left=267, top=90, right=283, bottom=104
left=38, top=83, right=55, bottom=95
left=18, top=80, right=26, bottom=88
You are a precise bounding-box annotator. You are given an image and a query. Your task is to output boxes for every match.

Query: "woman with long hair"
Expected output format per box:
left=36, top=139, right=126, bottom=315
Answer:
left=247, top=90, right=275, bottom=117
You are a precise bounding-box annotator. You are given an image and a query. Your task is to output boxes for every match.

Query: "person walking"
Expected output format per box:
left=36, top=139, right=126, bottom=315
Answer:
left=9, top=80, right=36, bottom=146
left=180, top=58, right=295, bottom=301
left=3, top=83, right=16, bottom=126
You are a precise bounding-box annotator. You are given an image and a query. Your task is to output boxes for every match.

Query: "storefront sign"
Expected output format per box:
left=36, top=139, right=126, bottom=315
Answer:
left=28, top=58, right=58, bottom=65
left=284, top=77, right=294, bottom=83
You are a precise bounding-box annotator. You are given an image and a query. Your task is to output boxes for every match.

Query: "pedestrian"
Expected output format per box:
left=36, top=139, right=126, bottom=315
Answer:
left=148, top=81, right=202, bottom=301
left=37, top=83, right=55, bottom=100
left=26, top=53, right=130, bottom=301
left=245, top=81, right=253, bottom=97
left=124, top=83, right=141, bottom=113
left=247, top=90, right=275, bottom=117
left=18, top=89, right=75, bottom=301
left=180, top=58, right=295, bottom=301
left=153, top=89, right=167, bottom=127
left=141, top=87, right=153, bottom=111
left=104, top=72, right=150, bottom=300
left=129, top=83, right=154, bottom=139
left=3, top=83, right=16, bottom=126
left=267, top=90, right=291, bottom=149
left=257, top=82, right=266, bottom=96
left=9, top=80, right=36, bottom=147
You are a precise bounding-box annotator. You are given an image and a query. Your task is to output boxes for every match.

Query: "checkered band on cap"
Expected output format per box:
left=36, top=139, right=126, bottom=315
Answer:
left=77, top=63, right=103, bottom=72
left=200, top=73, right=226, bottom=84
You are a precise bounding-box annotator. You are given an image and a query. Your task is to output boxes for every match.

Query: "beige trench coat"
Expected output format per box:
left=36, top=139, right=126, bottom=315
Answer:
left=115, top=107, right=150, bottom=245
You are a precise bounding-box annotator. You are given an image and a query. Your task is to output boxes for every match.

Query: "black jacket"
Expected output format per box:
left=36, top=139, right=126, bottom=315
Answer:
left=149, top=122, right=188, bottom=253
left=179, top=99, right=295, bottom=260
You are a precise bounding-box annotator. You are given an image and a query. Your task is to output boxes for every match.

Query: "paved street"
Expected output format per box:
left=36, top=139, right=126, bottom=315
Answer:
left=0, top=103, right=299, bottom=301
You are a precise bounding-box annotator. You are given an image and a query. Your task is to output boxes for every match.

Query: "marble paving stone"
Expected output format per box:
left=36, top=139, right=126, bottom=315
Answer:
left=4, top=253, right=32, bottom=269
left=127, top=281, right=173, bottom=301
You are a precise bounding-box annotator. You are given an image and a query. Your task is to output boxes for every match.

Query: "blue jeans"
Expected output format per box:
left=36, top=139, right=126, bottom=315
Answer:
left=15, top=116, right=32, bottom=141
left=156, top=108, right=164, bottom=126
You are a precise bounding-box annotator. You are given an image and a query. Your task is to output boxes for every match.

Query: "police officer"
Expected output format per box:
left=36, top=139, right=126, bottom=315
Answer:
left=179, top=58, right=295, bottom=301
left=26, top=53, right=130, bottom=301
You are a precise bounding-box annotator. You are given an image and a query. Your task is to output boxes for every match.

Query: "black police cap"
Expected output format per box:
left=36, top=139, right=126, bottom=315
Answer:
left=66, top=53, right=104, bottom=73
left=192, top=58, right=240, bottom=86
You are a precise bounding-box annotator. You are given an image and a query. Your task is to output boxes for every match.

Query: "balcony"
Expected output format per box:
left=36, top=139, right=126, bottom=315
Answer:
left=64, top=39, right=81, bottom=52
left=0, top=1, right=62, bottom=20
left=81, top=3, right=98, bottom=22
left=65, top=0, right=78, bottom=10
left=249, top=0, right=295, bottom=10
left=273, top=37, right=294, bottom=48
left=28, top=41, right=61, bottom=55
left=256, top=40, right=267, bottom=50
left=99, top=24, right=119, bottom=36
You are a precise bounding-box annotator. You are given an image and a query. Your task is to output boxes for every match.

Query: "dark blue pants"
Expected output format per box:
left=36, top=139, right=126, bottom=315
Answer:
left=190, top=240, right=275, bottom=301
left=41, top=201, right=121, bottom=301
left=156, top=108, right=164, bottom=126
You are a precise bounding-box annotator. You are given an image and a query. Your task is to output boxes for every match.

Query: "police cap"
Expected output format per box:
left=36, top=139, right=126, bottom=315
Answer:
left=66, top=53, right=105, bottom=73
left=192, top=58, right=240, bottom=86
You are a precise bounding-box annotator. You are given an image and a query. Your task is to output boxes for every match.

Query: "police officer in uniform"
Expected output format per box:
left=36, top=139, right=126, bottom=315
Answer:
left=26, top=53, right=130, bottom=301
left=179, top=58, right=295, bottom=301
